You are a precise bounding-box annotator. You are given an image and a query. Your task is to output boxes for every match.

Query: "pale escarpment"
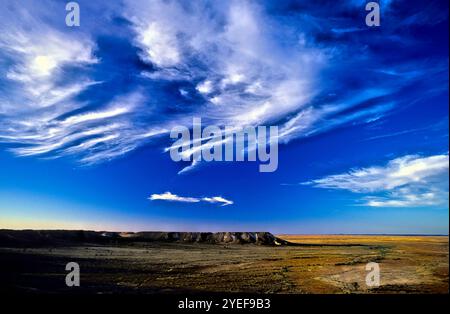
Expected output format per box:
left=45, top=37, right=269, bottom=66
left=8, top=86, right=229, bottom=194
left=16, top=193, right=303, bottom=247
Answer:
left=0, top=230, right=290, bottom=247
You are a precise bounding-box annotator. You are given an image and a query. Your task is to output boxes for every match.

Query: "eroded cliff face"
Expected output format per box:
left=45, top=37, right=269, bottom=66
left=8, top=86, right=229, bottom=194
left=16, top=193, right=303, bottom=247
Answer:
left=124, top=231, right=289, bottom=245
left=0, top=230, right=290, bottom=246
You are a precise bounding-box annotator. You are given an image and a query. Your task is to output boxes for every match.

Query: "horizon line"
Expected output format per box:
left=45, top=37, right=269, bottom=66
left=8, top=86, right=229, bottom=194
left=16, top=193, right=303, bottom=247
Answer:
left=1, top=228, right=448, bottom=237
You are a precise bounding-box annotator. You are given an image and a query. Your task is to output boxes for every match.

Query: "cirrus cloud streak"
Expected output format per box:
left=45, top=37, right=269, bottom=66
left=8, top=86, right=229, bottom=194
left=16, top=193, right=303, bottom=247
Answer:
left=149, top=192, right=233, bottom=206
left=303, top=154, right=449, bottom=207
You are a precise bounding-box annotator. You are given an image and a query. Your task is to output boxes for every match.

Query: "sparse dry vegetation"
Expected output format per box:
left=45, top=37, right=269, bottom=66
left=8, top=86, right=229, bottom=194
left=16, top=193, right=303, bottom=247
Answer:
left=0, top=234, right=447, bottom=294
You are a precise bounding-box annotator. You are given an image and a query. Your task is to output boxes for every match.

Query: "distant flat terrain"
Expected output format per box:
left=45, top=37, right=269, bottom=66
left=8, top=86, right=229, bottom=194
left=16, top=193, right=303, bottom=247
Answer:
left=278, top=235, right=448, bottom=293
left=0, top=233, right=447, bottom=294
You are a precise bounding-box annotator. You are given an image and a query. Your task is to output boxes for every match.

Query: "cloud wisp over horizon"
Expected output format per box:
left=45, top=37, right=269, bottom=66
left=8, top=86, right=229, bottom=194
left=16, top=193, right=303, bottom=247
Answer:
left=303, top=153, right=449, bottom=208
left=149, top=192, right=233, bottom=206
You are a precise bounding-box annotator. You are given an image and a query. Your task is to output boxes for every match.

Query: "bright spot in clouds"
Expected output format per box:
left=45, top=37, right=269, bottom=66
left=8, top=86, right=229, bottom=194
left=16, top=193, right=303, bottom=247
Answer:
left=31, top=55, right=57, bottom=76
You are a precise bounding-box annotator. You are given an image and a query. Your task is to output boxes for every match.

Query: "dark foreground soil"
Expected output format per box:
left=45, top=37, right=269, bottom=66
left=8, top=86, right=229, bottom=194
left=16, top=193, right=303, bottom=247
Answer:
left=0, top=233, right=447, bottom=294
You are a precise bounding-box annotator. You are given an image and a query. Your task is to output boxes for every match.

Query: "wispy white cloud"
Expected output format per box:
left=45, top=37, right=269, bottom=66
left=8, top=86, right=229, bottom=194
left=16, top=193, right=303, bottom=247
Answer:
left=127, top=0, right=326, bottom=141
left=0, top=0, right=444, bottom=174
left=0, top=8, right=97, bottom=110
left=0, top=89, right=157, bottom=162
left=364, top=185, right=447, bottom=207
left=304, top=154, right=449, bottom=192
left=149, top=192, right=233, bottom=206
left=135, top=21, right=181, bottom=67
left=0, top=1, right=172, bottom=165
left=126, top=0, right=414, bottom=173
left=303, top=154, right=449, bottom=207
left=202, top=196, right=234, bottom=206
left=60, top=107, right=131, bottom=127
left=149, top=192, right=200, bottom=203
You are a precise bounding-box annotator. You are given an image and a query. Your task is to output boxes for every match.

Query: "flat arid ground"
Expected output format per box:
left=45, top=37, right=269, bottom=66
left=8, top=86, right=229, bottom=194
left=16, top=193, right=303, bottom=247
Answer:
left=0, top=232, right=448, bottom=294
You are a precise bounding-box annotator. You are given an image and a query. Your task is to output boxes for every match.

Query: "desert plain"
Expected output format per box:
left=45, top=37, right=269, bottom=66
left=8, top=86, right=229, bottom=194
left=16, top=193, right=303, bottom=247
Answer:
left=0, top=231, right=447, bottom=294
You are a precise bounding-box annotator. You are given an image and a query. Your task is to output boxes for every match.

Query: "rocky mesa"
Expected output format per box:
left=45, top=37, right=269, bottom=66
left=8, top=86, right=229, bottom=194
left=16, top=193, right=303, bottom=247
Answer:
left=0, top=230, right=290, bottom=247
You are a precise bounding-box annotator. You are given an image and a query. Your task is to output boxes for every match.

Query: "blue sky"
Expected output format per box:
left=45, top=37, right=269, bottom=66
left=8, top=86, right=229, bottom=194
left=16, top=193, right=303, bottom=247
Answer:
left=0, top=0, right=448, bottom=234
